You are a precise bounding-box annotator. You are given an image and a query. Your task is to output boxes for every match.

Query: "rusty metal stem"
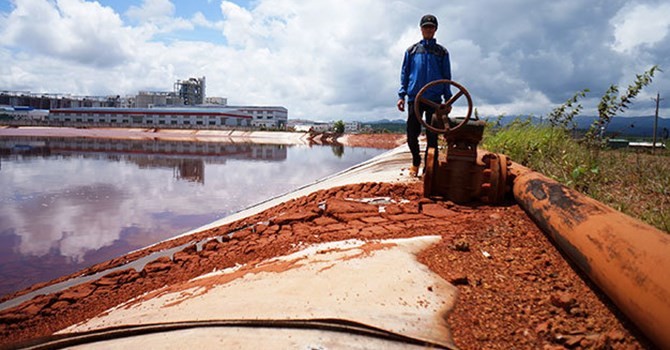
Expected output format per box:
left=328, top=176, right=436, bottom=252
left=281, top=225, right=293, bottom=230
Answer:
left=509, top=162, right=670, bottom=348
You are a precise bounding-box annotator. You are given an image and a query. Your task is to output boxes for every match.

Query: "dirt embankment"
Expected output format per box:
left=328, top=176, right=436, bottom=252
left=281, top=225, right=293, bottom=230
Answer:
left=0, top=181, right=651, bottom=349
left=339, top=133, right=406, bottom=149
left=0, top=126, right=407, bottom=150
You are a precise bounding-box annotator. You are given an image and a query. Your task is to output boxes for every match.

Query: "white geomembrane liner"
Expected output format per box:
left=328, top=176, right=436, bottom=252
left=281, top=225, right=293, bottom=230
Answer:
left=62, top=235, right=459, bottom=349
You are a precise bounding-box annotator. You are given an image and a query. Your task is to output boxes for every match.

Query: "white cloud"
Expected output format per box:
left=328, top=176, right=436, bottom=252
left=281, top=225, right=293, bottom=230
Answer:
left=126, top=0, right=175, bottom=22
left=611, top=3, right=670, bottom=54
left=191, top=11, right=224, bottom=30
left=1, top=0, right=135, bottom=67
left=0, top=0, right=668, bottom=120
left=219, top=1, right=254, bottom=47
left=125, top=0, right=193, bottom=36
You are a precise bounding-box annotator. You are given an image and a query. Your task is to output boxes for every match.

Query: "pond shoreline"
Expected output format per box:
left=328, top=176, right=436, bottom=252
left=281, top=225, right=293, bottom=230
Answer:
left=0, top=126, right=310, bottom=145
left=0, top=126, right=407, bottom=149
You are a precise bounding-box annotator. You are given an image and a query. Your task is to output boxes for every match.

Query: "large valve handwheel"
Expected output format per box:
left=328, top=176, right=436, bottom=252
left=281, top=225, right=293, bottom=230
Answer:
left=413, top=79, right=474, bottom=134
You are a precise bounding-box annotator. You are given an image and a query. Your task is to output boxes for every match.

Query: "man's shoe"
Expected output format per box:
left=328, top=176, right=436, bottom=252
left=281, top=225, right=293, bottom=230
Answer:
left=409, top=165, right=419, bottom=177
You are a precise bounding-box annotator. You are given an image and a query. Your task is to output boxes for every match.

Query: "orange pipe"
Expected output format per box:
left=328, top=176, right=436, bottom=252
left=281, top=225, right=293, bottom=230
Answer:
left=509, top=162, right=670, bottom=348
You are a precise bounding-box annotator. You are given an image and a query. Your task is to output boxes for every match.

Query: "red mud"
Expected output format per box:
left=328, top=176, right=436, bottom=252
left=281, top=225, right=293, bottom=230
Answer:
left=0, top=180, right=652, bottom=349
left=340, top=133, right=406, bottom=149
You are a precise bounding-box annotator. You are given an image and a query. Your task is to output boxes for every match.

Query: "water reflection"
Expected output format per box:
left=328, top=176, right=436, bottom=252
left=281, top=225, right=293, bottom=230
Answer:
left=0, top=137, right=287, bottom=184
left=331, top=144, right=344, bottom=158
left=0, top=136, right=382, bottom=297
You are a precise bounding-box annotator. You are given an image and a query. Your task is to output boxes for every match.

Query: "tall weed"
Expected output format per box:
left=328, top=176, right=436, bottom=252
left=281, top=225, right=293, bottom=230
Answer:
left=479, top=66, right=668, bottom=232
left=482, top=118, right=600, bottom=191
left=481, top=118, right=669, bottom=232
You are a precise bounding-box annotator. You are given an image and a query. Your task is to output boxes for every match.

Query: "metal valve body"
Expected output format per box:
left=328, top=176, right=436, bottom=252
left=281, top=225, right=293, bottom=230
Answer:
left=412, top=80, right=510, bottom=204
left=423, top=119, right=509, bottom=204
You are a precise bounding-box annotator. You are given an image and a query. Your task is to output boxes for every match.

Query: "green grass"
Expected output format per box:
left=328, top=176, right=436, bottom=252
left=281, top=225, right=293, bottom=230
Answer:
left=481, top=118, right=670, bottom=232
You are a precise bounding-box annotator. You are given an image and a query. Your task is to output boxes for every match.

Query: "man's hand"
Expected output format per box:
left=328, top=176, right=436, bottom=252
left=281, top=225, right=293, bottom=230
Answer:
left=397, top=98, right=405, bottom=112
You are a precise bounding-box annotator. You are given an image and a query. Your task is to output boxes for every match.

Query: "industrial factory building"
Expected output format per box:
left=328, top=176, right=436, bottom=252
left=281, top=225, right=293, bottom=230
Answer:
left=48, top=107, right=252, bottom=127
left=0, top=106, right=49, bottom=120
left=227, top=105, right=288, bottom=129
left=1, top=76, right=289, bottom=129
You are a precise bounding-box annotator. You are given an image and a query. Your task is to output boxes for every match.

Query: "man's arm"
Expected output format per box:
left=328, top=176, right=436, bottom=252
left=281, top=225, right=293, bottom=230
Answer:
left=398, top=50, right=410, bottom=111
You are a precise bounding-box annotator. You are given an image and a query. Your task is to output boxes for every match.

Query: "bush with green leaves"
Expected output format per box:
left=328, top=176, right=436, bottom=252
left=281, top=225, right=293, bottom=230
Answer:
left=333, top=120, right=345, bottom=134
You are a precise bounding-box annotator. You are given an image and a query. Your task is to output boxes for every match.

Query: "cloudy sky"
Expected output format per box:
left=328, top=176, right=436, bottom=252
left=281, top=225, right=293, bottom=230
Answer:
left=1, top=0, right=669, bottom=121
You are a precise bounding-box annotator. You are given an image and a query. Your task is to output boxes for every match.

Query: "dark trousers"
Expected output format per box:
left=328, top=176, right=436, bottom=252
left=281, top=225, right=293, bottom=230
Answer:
left=407, top=101, right=438, bottom=167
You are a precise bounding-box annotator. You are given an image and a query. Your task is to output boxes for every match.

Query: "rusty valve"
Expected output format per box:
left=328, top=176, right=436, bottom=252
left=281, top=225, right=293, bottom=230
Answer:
left=415, top=80, right=511, bottom=204
left=413, top=79, right=473, bottom=134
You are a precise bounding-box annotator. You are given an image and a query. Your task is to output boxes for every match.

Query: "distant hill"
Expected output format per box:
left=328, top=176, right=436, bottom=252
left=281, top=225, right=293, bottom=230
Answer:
left=365, top=119, right=405, bottom=125
left=576, top=116, right=669, bottom=138
left=483, top=115, right=670, bottom=138
left=362, top=118, right=405, bottom=133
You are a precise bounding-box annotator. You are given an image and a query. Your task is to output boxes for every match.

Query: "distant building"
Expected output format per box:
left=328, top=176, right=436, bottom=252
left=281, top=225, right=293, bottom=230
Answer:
left=1, top=76, right=290, bottom=129
left=0, top=106, right=49, bottom=120
left=607, top=139, right=666, bottom=149
left=311, top=123, right=333, bottom=132
left=228, top=105, right=288, bottom=129
left=0, top=91, right=124, bottom=109
left=628, top=141, right=666, bottom=149
left=48, top=107, right=252, bottom=127
left=288, top=120, right=330, bottom=132
left=293, top=124, right=314, bottom=132
left=175, top=77, right=206, bottom=105
left=288, top=120, right=359, bottom=133
left=204, top=97, right=227, bottom=105
left=344, top=121, right=361, bottom=133
left=135, top=91, right=182, bottom=108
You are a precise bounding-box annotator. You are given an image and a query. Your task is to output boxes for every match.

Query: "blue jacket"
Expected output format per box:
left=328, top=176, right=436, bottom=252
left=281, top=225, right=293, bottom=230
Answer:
left=398, top=39, right=452, bottom=103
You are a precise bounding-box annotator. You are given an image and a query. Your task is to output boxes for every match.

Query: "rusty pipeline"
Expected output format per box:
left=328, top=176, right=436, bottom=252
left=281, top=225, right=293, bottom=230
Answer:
left=509, top=162, right=670, bottom=348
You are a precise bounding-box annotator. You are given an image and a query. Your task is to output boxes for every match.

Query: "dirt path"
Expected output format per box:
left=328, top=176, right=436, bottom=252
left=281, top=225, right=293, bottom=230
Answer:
left=0, top=180, right=651, bottom=349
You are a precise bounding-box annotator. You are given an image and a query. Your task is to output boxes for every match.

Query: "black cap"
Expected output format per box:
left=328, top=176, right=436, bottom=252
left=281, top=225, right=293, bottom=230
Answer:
left=420, top=14, right=438, bottom=28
